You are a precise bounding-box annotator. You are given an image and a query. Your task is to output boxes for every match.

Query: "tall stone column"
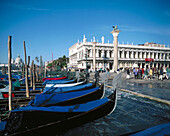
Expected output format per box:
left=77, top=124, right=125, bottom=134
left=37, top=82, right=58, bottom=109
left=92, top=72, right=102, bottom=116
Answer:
left=92, top=41, right=97, bottom=71
left=110, top=26, right=120, bottom=71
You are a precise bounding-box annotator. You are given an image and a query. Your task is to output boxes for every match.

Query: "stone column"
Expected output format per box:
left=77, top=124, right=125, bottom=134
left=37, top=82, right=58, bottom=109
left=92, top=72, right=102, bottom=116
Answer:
left=118, top=50, right=120, bottom=59
left=144, top=52, right=147, bottom=59
left=140, top=51, right=142, bottom=59
left=127, top=51, right=129, bottom=59
left=96, top=49, right=99, bottom=58
left=92, top=41, right=97, bottom=71
left=107, top=50, right=109, bottom=58
left=111, top=27, right=120, bottom=71
left=122, top=50, right=125, bottom=58
left=132, top=51, right=134, bottom=59
left=148, top=52, right=151, bottom=58
left=135, top=51, right=139, bottom=59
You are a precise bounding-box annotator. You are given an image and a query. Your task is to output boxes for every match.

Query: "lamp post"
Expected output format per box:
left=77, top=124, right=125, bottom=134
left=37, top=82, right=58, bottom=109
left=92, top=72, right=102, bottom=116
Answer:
left=85, top=48, right=88, bottom=81
left=164, top=52, right=167, bottom=68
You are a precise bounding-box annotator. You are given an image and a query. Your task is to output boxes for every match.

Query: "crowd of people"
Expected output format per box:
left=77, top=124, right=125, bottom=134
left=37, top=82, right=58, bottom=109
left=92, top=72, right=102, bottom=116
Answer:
left=126, top=67, right=170, bottom=81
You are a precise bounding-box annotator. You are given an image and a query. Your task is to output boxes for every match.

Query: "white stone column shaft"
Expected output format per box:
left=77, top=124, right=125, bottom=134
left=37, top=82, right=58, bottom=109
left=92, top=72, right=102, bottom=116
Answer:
left=92, top=42, right=97, bottom=71
left=111, top=28, right=120, bottom=71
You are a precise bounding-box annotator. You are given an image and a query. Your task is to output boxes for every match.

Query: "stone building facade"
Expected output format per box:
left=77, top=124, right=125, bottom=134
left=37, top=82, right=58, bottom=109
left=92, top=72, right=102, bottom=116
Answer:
left=69, top=36, right=170, bottom=71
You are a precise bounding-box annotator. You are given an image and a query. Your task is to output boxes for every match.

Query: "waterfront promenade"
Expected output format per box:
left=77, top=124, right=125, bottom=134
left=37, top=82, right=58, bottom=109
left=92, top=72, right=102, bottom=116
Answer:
left=92, top=72, right=170, bottom=103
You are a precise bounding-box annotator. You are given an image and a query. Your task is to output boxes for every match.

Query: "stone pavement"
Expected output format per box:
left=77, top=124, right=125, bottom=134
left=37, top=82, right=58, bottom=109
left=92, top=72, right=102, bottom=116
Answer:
left=89, top=72, right=170, bottom=84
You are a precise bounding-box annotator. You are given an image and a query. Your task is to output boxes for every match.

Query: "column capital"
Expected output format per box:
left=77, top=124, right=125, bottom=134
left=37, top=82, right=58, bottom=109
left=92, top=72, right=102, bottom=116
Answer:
left=110, top=29, right=120, bottom=37
left=91, top=42, right=97, bottom=45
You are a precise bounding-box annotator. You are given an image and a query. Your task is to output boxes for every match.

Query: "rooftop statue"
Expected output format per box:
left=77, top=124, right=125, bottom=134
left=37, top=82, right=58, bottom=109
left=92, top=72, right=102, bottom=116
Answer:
left=112, top=25, right=118, bottom=30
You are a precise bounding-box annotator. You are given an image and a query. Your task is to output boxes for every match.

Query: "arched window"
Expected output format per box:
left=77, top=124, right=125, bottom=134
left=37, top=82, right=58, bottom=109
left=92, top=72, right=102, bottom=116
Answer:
left=120, top=51, right=122, bottom=58
left=104, top=51, right=107, bottom=58
left=110, top=51, right=112, bottom=58
left=134, top=52, right=136, bottom=58
left=99, top=50, right=102, bottom=58
left=124, top=51, right=127, bottom=58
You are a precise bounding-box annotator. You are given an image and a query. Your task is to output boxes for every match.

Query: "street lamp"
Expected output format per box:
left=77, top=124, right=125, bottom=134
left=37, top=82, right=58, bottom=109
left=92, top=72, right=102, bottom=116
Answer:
left=85, top=48, right=88, bottom=81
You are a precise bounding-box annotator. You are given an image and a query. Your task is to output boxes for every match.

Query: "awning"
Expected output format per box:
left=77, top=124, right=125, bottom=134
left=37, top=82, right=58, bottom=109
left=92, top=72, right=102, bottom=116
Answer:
left=145, top=58, right=154, bottom=62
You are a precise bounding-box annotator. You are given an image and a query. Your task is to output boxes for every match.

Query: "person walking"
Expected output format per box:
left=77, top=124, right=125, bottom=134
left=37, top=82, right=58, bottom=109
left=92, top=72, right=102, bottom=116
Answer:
left=149, top=68, right=153, bottom=79
left=126, top=68, right=130, bottom=79
left=142, top=68, right=144, bottom=79
left=134, top=68, right=138, bottom=79
left=159, top=67, right=163, bottom=81
left=144, top=68, right=148, bottom=79
left=163, top=67, right=168, bottom=79
left=133, top=68, right=136, bottom=78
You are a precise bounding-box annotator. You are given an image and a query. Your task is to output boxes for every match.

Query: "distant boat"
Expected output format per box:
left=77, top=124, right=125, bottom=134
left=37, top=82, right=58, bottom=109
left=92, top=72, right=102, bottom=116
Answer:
left=0, top=90, right=117, bottom=135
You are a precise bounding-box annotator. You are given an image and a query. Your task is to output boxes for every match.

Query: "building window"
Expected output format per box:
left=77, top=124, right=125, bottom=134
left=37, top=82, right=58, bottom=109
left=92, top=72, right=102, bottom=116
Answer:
left=110, top=51, right=112, bottom=58
left=138, top=52, right=140, bottom=58
left=154, top=53, right=156, bottom=59
left=134, top=52, right=136, bottom=58
left=99, top=50, right=101, bottom=58
left=87, top=50, right=90, bottom=57
left=119, top=51, right=122, bottom=58
left=124, top=51, right=127, bottom=58
left=142, top=52, right=144, bottom=59
left=158, top=53, right=160, bottom=59
left=161, top=53, right=164, bottom=59
left=104, top=51, right=107, bottom=58
left=146, top=52, right=149, bottom=58
left=129, top=52, right=131, bottom=58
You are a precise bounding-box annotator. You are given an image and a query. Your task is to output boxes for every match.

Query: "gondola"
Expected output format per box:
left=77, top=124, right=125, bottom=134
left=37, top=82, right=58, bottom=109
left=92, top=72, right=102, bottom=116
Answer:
left=29, top=85, right=104, bottom=107
left=42, top=78, right=78, bottom=86
left=43, top=82, right=95, bottom=93
left=44, top=80, right=86, bottom=89
left=42, top=76, right=67, bottom=82
left=1, top=90, right=117, bottom=136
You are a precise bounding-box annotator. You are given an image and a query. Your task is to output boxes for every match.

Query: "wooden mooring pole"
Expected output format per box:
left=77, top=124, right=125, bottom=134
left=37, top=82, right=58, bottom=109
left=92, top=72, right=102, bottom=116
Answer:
left=30, top=60, right=34, bottom=87
left=8, top=36, right=12, bottom=111
left=33, top=61, right=36, bottom=90
left=23, top=41, right=29, bottom=97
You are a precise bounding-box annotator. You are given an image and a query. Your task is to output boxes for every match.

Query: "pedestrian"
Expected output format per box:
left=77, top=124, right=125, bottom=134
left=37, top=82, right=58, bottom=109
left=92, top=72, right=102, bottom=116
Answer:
left=142, top=68, right=144, bottom=79
left=159, top=67, right=163, bottom=81
left=133, top=68, right=135, bottom=78
left=126, top=68, right=130, bottom=79
left=167, top=66, right=170, bottom=79
left=163, top=67, right=168, bottom=79
left=106, top=68, right=110, bottom=77
left=149, top=68, right=153, bottom=79
left=144, top=68, right=148, bottom=79
left=134, top=68, right=138, bottom=79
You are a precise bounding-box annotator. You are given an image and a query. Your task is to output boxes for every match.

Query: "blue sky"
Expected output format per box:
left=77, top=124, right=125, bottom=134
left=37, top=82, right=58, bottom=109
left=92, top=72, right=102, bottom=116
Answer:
left=0, top=0, right=170, bottom=63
